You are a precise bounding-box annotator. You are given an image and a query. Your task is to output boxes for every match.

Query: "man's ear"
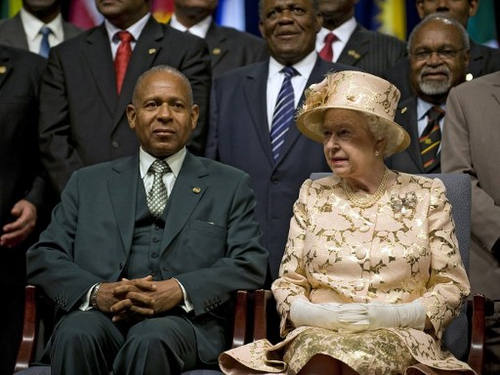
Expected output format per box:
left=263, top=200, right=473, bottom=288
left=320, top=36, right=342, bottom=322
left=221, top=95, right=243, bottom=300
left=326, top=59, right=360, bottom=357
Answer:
left=190, top=104, right=200, bottom=130
left=468, top=0, right=479, bottom=17
left=415, top=0, right=425, bottom=19
left=126, top=104, right=137, bottom=130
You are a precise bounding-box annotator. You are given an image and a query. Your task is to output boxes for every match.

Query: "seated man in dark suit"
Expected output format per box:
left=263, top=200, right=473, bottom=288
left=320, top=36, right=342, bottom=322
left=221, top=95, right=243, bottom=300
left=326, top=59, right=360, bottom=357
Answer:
left=27, top=66, right=268, bottom=375
left=386, top=14, right=469, bottom=174
left=0, top=45, right=49, bottom=375
left=170, top=0, right=267, bottom=78
left=206, top=0, right=355, bottom=281
left=385, top=0, right=500, bottom=100
left=316, top=0, right=407, bottom=77
left=0, top=0, right=81, bottom=57
left=38, top=0, right=211, bottom=195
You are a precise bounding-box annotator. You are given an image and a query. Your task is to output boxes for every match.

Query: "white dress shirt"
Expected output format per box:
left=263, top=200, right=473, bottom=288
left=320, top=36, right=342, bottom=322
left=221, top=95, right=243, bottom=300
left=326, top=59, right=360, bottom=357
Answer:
left=266, top=51, right=317, bottom=129
left=315, top=17, right=357, bottom=63
left=19, top=7, right=64, bottom=54
left=169, top=13, right=212, bottom=39
left=104, top=12, right=151, bottom=59
left=80, top=146, right=193, bottom=313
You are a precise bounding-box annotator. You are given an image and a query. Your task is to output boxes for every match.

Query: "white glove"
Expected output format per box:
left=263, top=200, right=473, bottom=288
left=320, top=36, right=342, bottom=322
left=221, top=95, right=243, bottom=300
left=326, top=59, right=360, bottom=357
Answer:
left=363, top=299, right=427, bottom=330
left=289, top=299, right=368, bottom=331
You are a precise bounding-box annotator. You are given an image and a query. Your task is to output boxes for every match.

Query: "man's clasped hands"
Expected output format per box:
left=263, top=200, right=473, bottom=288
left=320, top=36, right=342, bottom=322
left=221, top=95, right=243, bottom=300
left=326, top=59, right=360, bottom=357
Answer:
left=94, top=276, right=184, bottom=322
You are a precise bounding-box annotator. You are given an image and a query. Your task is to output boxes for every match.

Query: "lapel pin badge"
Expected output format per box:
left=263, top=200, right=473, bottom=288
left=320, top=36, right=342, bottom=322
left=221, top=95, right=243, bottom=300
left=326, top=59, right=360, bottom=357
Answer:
left=212, top=48, right=221, bottom=55
left=347, top=50, right=360, bottom=59
left=401, top=107, right=408, bottom=114
left=0, top=66, right=6, bottom=74
left=465, top=73, right=473, bottom=81
left=148, top=48, right=157, bottom=55
left=192, top=187, right=201, bottom=194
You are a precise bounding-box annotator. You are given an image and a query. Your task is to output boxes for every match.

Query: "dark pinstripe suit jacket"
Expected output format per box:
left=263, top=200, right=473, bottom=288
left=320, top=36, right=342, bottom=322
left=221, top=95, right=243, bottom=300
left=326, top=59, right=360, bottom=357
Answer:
left=335, top=24, right=407, bottom=78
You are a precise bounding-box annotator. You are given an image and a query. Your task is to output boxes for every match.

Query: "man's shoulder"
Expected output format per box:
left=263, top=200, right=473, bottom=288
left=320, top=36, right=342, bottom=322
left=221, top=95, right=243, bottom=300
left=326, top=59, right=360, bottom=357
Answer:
left=452, top=71, right=500, bottom=96
left=73, top=155, right=136, bottom=178
left=215, top=60, right=267, bottom=83
left=0, top=45, right=45, bottom=68
left=195, top=156, right=249, bottom=181
left=353, top=25, right=406, bottom=48
left=211, top=24, right=264, bottom=46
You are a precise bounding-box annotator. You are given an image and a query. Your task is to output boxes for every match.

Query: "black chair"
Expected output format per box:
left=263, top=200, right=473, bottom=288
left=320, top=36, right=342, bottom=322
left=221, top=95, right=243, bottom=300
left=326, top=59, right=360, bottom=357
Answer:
left=251, top=173, right=487, bottom=374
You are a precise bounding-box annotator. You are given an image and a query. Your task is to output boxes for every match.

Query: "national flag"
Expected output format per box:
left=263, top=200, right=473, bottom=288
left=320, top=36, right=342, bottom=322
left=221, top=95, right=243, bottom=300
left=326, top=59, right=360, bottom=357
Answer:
left=1, top=0, right=22, bottom=19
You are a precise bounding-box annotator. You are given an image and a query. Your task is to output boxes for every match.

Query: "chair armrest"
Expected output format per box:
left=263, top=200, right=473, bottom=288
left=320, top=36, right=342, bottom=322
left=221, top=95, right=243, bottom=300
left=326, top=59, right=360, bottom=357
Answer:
left=468, top=294, right=486, bottom=374
left=231, top=290, right=248, bottom=348
left=14, top=285, right=39, bottom=372
left=253, top=289, right=272, bottom=341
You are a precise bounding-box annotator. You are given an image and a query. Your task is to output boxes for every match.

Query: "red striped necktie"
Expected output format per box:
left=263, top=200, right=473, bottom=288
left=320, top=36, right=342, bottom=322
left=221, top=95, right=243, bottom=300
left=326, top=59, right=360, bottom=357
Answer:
left=114, top=31, right=133, bottom=94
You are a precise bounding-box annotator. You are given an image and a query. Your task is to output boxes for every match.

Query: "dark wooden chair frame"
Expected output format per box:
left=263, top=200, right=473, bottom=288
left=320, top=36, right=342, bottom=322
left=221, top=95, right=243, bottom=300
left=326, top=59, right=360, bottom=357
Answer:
left=15, top=286, right=250, bottom=373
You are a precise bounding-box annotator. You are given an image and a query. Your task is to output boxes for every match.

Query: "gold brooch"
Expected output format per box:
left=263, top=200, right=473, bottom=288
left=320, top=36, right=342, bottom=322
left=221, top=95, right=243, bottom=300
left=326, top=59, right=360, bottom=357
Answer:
left=148, top=48, right=157, bottom=55
left=212, top=48, right=221, bottom=55
left=0, top=66, right=6, bottom=74
left=401, top=107, right=407, bottom=114
left=192, top=187, right=201, bottom=194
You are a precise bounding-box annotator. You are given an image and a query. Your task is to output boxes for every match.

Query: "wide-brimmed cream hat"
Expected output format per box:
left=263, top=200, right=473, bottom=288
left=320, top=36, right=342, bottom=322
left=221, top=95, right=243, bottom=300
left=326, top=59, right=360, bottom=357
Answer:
left=296, top=70, right=410, bottom=157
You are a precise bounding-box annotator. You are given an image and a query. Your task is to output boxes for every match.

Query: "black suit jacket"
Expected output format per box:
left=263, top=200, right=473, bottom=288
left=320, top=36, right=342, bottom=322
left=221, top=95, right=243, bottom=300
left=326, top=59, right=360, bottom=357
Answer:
left=0, top=12, right=81, bottom=49
left=0, top=46, right=48, bottom=284
left=38, top=16, right=211, bottom=194
left=206, top=56, right=355, bottom=279
left=27, top=152, right=268, bottom=364
left=204, top=22, right=267, bottom=78
left=335, top=25, right=407, bottom=78
left=386, top=96, right=441, bottom=174
left=384, top=40, right=500, bottom=100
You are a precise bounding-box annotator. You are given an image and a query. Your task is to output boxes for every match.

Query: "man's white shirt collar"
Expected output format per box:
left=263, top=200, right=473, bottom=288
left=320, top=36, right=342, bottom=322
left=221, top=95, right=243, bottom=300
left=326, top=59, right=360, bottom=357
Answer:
left=268, top=50, right=317, bottom=81
left=139, top=147, right=186, bottom=180
left=20, top=7, right=64, bottom=49
left=104, top=12, right=151, bottom=44
left=170, top=14, right=212, bottom=39
left=315, top=17, right=357, bottom=58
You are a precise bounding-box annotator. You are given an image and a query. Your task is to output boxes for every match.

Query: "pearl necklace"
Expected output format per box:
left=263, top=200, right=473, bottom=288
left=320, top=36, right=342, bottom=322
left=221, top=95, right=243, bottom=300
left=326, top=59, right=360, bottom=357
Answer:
left=342, top=169, right=389, bottom=208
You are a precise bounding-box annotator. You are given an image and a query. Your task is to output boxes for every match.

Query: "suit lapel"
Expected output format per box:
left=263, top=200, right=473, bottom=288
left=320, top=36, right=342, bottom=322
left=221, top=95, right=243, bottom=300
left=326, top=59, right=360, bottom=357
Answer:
left=0, top=49, right=12, bottom=91
left=11, top=14, right=30, bottom=50
left=398, top=97, right=424, bottom=172
left=112, top=17, right=163, bottom=130
left=160, top=153, right=207, bottom=251
left=337, top=25, right=367, bottom=67
left=83, top=25, right=118, bottom=116
left=108, top=156, right=139, bottom=256
left=242, top=62, right=274, bottom=165
left=274, top=57, right=331, bottom=167
left=205, top=23, right=228, bottom=69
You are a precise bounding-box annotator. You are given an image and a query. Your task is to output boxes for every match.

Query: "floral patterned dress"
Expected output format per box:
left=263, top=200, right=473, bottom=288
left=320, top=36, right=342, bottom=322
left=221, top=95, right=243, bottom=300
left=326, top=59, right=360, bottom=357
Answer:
left=219, top=171, right=474, bottom=375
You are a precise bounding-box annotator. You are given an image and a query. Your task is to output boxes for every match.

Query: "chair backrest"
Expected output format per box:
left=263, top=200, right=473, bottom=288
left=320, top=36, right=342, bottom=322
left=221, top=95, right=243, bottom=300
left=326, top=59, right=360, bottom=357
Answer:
left=309, top=172, right=471, bottom=359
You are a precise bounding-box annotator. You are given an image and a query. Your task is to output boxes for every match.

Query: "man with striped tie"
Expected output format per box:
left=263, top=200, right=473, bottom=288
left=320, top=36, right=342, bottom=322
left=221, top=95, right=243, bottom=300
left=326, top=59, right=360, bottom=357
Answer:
left=386, top=13, right=469, bottom=174
left=206, top=0, right=355, bottom=283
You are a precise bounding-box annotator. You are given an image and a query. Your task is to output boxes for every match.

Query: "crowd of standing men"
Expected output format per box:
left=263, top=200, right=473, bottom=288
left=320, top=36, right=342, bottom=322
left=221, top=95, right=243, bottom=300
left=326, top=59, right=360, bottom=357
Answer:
left=1, top=0, right=500, bottom=374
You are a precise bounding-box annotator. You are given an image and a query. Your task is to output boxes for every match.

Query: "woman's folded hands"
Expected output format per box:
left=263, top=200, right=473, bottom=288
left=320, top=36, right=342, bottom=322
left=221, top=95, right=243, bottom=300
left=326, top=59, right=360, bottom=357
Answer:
left=290, top=299, right=426, bottom=332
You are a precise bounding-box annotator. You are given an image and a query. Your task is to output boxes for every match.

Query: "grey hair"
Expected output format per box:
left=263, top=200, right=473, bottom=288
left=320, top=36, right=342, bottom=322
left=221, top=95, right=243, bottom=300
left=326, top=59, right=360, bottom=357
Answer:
left=258, top=0, right=320, bottom=19
left=132, top=65, right=193, bottom=106
left=407, top=13, right=470, bottom=54
left=362, top=114, right=390, bottom=156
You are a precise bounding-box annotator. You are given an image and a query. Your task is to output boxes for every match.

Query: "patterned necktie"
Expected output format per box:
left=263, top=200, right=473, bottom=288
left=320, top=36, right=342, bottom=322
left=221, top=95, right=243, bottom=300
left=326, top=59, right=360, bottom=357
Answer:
left=114, top=31, right=133, bottom=94
left=419, top=106, right=445, bottom=172
left=39, top=26, right=52, bottom=58
left=319, top=32, right=337, bottom=62
left=147, top=160, right=171, bottom=218
left=270, top=66, right=298, bottom=161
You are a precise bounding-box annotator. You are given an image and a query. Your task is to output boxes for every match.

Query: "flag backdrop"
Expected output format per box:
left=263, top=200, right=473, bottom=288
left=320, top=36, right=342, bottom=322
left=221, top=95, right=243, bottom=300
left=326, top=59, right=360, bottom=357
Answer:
left=0, top=0, right=497, bottom=46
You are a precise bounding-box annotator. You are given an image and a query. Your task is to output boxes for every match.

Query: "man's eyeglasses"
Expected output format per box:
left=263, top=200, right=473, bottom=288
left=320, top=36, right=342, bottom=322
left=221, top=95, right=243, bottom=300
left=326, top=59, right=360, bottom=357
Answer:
left=411, top=48, right=466, bottom=61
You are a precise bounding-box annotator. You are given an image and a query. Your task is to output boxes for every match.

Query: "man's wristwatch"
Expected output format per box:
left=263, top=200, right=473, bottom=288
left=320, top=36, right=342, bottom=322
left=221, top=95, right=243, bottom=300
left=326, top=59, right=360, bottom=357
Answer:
left=90, top=283, right=102, bottom=309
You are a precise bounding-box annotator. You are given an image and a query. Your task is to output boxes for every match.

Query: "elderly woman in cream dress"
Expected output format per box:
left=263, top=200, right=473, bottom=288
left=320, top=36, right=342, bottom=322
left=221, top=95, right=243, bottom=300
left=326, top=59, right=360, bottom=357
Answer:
left=218, top=71, right=474, bottom=375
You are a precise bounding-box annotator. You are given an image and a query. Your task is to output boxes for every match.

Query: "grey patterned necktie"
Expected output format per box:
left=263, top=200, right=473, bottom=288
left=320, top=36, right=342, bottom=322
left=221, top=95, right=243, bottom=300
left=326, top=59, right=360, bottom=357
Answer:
left=147, top=160, right=171, bottom=218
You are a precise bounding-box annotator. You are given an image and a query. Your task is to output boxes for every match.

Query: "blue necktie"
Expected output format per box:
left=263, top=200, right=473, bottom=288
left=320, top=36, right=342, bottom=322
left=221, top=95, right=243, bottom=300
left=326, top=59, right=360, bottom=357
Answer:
left=270, top=66, right=298, bottom=161
left=39, top=26, right=51, bottom=58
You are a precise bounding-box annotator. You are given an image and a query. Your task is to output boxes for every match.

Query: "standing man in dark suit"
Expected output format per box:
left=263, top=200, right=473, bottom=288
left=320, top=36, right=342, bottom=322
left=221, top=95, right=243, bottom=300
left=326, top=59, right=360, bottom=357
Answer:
left=0, top=0, right=81, bottom=57
left=206, top=0, right=354, bottom=279
left=0, top=46, right=48, bottom=375
left=27, top=66, right=267, bottom=375
left=39, top=0, right=211, bottom=195
left=316, top=0, right=406, bottom=77
left=170, top=0, right=268, bottom=78
left=386, top=14, right=469, bottom=174
left=385, top=0, right=500, bottom=100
